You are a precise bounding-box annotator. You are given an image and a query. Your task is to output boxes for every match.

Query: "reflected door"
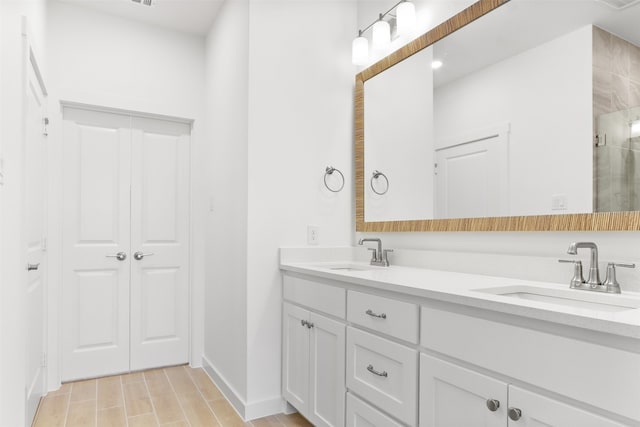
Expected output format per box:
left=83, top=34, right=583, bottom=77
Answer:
left=62, top=108, right=190, bottom=381
left=435, top=130, right=508, bottom=219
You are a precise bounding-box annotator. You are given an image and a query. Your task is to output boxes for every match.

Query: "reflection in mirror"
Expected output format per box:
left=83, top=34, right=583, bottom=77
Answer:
left=362, top=0, right=640, bottom=223
left=365, top=47, right=434, bottom=221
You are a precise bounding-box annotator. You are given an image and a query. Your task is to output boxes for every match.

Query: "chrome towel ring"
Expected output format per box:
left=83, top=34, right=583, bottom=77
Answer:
left=324, top=166, right=345, bottom=192
left=370, top=170, right=389, bottom=195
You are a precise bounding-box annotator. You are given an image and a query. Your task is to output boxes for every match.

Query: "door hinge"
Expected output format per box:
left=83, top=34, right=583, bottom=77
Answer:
left=43, top=117, right=49, bottom=136
left=41, top=352, right=47, bottom=368
left=434, top=163, right=438, bottom=175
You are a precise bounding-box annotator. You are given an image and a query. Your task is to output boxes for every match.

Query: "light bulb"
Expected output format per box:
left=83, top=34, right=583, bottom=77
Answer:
left=352, top=36, right=369, bottom=65
left=372, top=19, right=391, bottom=49
left=631, top=120, right=640, bottom=137
left=432, top=60, right=443, bottom=69
left=396, top=1, right=416, bottom=37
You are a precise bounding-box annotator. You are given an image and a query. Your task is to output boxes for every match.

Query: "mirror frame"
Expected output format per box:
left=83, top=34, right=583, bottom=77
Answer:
left=355, top=0, right=640, bottom=232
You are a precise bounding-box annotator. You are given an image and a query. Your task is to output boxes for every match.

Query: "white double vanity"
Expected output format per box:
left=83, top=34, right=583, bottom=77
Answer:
left=280, top=248, right=640, bottom=427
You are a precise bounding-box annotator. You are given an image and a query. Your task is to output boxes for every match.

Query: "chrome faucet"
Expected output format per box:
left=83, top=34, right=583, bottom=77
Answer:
left=566, top=242, right=600, bottom=287
left=358, top=238, right=393, bottom=267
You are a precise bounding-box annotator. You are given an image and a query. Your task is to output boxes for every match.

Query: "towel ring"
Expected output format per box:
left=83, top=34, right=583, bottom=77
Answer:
left=324, top=166, right=345, bottom=193
left=370, top=170, right=389, bottom=195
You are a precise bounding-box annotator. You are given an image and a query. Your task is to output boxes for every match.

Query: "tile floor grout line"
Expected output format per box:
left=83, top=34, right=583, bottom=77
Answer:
left=62, top=384, right=72, bottom=427
left=141, top=371, right=162, bottom=426
left=119, top=375, right=130, bottom=427
left=94, top=380, right=98, bottom=427
left=163, top=367, right=194, bottom=427
left=184, top=366, right=225, bottom=426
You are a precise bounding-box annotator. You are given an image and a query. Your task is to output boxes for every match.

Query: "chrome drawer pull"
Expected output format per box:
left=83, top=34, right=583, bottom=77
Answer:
left=366, top=364, right=388, bottom=377
left=365, top=309, right=387, bottom=319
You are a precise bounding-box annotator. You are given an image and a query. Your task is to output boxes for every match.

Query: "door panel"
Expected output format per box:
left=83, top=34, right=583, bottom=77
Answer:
left=129, top=117, right=190, bottom=370
left=62, top=109, right=131, bottom=381
left=309, top=313, right=345, bottom=427
left=283, top=302, right=310, bottom=413
left=420, top=354, right=507, bottom=427
left=25, top=56, right=47, bottom=425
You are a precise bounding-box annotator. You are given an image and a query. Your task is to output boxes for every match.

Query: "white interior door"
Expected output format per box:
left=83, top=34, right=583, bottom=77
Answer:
left=25, top=52, right=48, bottom=425
left=61, top=107, right=190, bottom=380
left=129, top=116, right=190, bottom=371
left=61, top=108, right=132, bottom=381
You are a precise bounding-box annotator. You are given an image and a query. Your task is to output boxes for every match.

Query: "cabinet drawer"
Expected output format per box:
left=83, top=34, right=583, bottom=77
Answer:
left=346, top=392, right=403, bottom=427
left=283, top=274, right=346, bottom=319
left=346, top=327, right=418, bottom=426
left=421, top=305, right=640, bottom=422
left=348, top=291, right=419, bottom=343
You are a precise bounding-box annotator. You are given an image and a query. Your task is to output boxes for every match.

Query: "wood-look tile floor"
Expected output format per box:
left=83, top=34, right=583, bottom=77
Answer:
left=33, top=365, right=312, bottom=427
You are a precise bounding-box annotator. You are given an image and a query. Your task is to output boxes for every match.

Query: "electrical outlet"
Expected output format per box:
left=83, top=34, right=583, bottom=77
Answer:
left=551, top=194, right=568, bottom=211
left=307, top=226, right=319, bottom=245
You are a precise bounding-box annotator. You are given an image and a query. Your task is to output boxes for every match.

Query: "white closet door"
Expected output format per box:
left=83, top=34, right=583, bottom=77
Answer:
left=61, top=108, right=132, bottom=381
left=25, top=56, right=47, bottom=424
left=129, top=117, right=190, bottom=370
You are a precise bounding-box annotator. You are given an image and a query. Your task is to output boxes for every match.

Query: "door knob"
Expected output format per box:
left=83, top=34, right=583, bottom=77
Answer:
left=133, top=251, right=154, bottom=261
left=486, top=398, right=500, bottom=412
left=106, top=252, right=127, bottom=261
left=26, top=263, right=40, bottom=271
left=508, top=407, right=522, bottom=421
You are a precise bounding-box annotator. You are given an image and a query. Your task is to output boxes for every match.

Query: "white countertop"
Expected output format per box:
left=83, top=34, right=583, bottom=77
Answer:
left=280, top=259, right=640, bottom=340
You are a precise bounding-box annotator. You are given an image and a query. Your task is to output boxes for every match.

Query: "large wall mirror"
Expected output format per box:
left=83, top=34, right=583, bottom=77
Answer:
left=355, top=0, right=640, bottom=231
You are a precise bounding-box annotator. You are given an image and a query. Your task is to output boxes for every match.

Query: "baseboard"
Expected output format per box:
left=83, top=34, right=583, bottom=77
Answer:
left=201, top=355, right=284, bottom=421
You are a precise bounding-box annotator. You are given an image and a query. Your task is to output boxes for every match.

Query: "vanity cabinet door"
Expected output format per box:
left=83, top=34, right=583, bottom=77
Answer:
left=283, top=302, right=346, bottom=427
left=507, top=386, right=627, bottom=427
left=309, top=312, right=346, bottom=427
left=283, top=303, right=311, bottom=413
left=420, top=354, right=507, bottom=427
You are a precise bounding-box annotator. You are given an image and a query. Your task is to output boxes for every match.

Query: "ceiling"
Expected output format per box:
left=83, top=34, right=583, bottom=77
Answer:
left=58, top=0, right=224, bottom=36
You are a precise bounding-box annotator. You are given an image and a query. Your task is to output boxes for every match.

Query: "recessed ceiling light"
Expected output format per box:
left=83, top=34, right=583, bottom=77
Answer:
left=432, top=60, right=443, bottom=70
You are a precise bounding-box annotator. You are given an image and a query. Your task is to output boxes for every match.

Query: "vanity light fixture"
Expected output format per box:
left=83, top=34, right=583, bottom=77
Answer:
left=432, top=60, right=443, bottom=69
left=352, top=0, right=416, bottom=65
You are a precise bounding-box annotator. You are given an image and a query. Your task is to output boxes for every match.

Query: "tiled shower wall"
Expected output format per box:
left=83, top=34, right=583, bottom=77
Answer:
left=593, top=26, right=640, bottom=211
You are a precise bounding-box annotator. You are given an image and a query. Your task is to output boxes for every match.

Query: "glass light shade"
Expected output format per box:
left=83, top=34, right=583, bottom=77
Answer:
left=372, top=19, right=391, bottom=49
left=352, top=36, right=369, bottom=65
left=396, top=1, right=416, bottom=37
left=632, top=120, right=640, bottom=137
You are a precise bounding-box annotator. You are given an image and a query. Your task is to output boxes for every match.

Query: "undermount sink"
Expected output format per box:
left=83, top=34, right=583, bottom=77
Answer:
left=320, top=264, right=374, bottom=272
left=476, top=285, right=640, bottom=313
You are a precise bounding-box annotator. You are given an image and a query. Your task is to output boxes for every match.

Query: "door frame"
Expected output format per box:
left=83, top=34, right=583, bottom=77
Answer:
left=48, top=101, right=196, bottom=389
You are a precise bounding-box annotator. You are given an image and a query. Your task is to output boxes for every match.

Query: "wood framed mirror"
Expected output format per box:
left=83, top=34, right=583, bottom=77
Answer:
left=355, top=0, right=640, bottom=232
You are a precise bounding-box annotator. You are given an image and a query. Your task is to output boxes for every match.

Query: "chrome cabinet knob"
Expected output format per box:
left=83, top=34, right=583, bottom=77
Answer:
left=486, top=399, right=500, bottom=412
left=106, top=252, right=127, bottom=261
left=133, top=251, right=154, bottom=261
left=508, top=407, right=522, bottom=421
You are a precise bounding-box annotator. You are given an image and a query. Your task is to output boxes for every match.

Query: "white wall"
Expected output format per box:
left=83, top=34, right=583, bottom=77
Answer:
left=0, top=0, right=48, bottom=424
left=434, top=25, right=593, bottom=216
left=45, top=0, right=206, bottom=389
left=202, top=0, right=356, bottom=418
left=203, top=0, right=250, bottom=406
left=245, top=0, right=355, bottom=413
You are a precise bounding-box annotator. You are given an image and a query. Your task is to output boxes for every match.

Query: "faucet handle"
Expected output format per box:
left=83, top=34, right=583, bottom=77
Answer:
left=558, top=259, right=585, bottom=289
left=603, top=262, right=635, bottom=294
left=382, top=249, right=393, bottom=266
